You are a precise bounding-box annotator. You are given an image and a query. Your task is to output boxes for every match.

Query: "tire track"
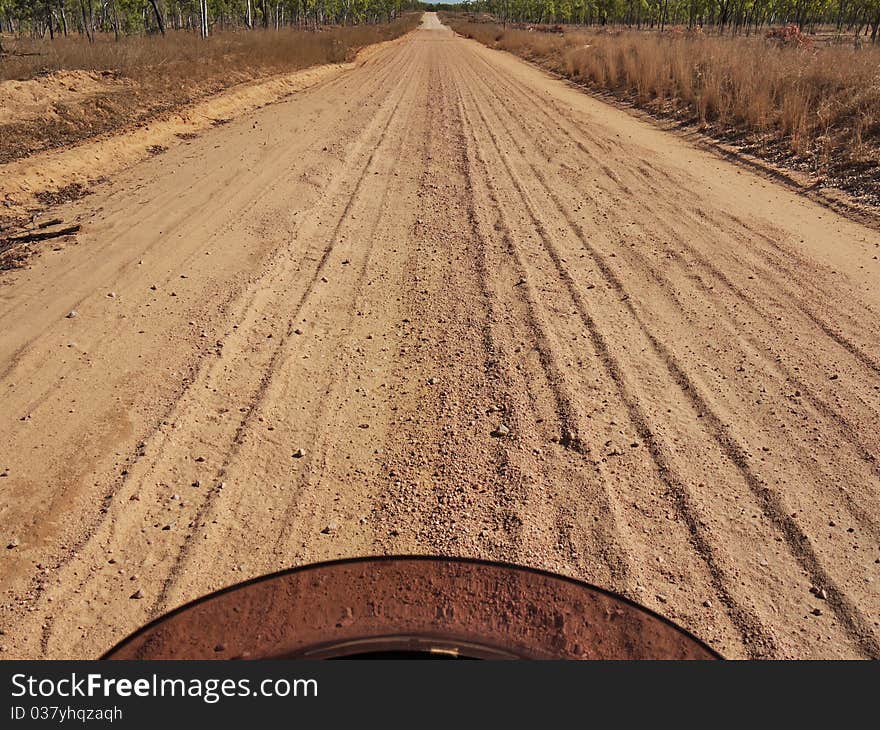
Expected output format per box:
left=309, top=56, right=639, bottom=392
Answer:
left=27, top=48, right=423, bottom=655
left=452, top=71, right=633, bottom=588
left=479, top=86, right=880, bottom=531
left=466, top=54, right=880, bottom=621
left=149, top=51, right=423, bottom=615
left=472, top=44, right=880, bottom=382
left=458, top=58, right=785, bottom=657
left=461, top=53, right=879, bottom=657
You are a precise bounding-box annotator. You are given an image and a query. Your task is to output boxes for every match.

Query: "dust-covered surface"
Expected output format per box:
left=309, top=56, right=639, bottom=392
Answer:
left=0, top=15, right=878, bottom=660
left=0, top=70, right=129, bottom=125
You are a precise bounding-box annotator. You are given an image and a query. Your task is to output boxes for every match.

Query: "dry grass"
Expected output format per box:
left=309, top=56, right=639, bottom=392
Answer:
left=447, top=17, right=880, bottom=201
left=0, top=18, right=419, bottom=82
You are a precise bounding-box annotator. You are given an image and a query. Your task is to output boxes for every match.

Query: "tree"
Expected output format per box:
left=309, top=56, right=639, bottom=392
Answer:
left=147, top=0, right=165, bottom=32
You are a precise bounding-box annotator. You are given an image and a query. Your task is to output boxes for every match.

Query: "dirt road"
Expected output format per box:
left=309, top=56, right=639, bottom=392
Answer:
left=1, top=14, right=878, bottom=659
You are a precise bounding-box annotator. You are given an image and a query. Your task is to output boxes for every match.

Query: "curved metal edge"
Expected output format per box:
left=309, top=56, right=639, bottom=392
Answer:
left=101, top=555, right=725, bottom=660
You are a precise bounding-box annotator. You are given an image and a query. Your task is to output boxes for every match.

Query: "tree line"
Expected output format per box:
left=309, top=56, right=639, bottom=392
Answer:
left=0, top=0, right=419, bottom=39
left=444, top=0, right=880, bottom=40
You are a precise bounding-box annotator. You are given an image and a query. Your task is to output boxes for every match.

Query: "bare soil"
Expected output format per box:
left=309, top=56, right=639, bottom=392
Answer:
left=0, top=14, right=878, bottom=659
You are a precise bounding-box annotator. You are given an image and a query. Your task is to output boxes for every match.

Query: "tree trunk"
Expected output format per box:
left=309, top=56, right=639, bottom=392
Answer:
left=200, top=0, right=209, bottom=37
left=79, top=0, right=93, bottom=42
left=148, top=0, right=166, bottom=34
left=112, top=0, right=120, bottom=40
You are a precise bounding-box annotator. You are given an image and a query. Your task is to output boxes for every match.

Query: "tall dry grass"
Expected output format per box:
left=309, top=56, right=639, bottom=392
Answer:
left=0, top=16, right=419, bottom=83
left=450, top=19, right=880, bottom=168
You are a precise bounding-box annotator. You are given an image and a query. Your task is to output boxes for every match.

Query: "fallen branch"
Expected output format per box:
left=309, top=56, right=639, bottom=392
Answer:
left=0, top=217, right=65, bottom=236
left=1, top=224, right=81, bottom=244
left=37, top=218, right=65, bottom=229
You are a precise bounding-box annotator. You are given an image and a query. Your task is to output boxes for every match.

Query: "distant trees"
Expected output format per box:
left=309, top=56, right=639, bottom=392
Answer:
left=453, top=0, right=880, bottom=40
left=0, top=0, right=418, bottom=38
